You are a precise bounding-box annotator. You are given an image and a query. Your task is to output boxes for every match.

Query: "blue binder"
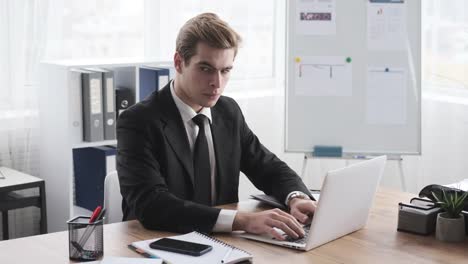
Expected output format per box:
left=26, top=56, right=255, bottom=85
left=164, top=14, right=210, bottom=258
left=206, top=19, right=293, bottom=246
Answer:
left=73, top=145, right=117, bottom=211
left=139, top=67, right=170, bottom=101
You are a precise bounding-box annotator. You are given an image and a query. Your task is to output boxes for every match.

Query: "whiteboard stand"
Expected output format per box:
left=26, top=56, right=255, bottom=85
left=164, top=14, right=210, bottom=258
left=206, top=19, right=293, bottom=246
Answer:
left=396, top=156, right=407, bottom=192
left=300, top=154, right=407, bottom=192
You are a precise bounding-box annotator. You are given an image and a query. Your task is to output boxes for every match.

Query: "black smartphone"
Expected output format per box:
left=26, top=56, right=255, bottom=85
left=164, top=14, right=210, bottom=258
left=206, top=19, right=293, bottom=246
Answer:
left=149, top=238, right=213, bottom=256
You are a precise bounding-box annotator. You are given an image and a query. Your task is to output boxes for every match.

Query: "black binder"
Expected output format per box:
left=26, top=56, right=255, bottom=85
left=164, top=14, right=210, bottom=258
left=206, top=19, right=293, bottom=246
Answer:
left=115, top=87, right=135, bottom=116
left=82, top=71, right=104, bottom=142
left=102, top=71, right=116, bottom=140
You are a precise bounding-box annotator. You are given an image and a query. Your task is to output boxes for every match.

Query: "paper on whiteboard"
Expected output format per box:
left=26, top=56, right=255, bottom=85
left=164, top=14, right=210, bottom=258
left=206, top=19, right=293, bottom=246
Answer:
left=366, top=67, right=407, bottom=125
left=296, top=0, right=336, bottom=35
left=294, top=56, right=352, bottom=97
left=367, top=0, right=406, bottom=51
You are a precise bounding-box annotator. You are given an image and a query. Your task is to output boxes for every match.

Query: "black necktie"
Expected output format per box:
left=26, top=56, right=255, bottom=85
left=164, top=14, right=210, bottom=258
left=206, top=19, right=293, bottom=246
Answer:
left=192, top=114, right=212, bottom=205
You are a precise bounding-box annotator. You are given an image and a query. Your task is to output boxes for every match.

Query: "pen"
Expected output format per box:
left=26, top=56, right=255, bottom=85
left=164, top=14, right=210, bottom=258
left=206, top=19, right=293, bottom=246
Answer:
left=89, top=206, right=102, bottom=223
left=71, top=241, right=84, bottom=253
left=95, top=208, right=106, bottom=222
left=127, top=244, right=160, bottom=259
left=353, top=155, right=367, bottom=159
left=221, top=247, right=232, bottom=263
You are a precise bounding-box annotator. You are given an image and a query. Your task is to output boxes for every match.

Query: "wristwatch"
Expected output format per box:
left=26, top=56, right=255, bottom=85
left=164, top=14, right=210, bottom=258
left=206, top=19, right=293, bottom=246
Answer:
left=286, top=191, right=310, bottom=209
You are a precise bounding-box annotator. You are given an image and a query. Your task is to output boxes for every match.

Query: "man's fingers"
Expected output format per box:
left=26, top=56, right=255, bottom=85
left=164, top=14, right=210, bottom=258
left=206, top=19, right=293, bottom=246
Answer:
left=243, top=208, right=312, bottom=239
left=291, top=210, right=309, bottom=224
left=268, top=227, right=285, bottom=241
left=290, top=200, right=317, bottom=223
left=275, top=214, right=305, bottom=237
left=300, top=201, right=317, bottom=213
left=267, top=219, right=299, bottom=239
left=274, top=209, right=303, bottom=228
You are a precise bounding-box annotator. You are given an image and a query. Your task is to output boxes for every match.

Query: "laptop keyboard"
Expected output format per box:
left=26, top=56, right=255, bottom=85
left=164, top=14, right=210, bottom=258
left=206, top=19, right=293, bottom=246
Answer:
left=284, top=225, right=311, bottom=244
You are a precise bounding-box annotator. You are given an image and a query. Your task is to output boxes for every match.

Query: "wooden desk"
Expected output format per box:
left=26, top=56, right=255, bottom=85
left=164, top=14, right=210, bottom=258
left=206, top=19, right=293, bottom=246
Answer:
left=0, top=188, right=467, bottom=263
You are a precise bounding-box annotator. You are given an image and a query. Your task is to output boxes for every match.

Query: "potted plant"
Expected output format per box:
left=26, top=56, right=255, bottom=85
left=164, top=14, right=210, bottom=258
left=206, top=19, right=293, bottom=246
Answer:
left=432, top=190, right=468, bottom=242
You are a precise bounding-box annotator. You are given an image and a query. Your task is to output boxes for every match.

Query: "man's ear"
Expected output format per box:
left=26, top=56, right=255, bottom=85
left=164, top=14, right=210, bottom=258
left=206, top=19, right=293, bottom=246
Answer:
left=174, top=52, right=183, bottom=74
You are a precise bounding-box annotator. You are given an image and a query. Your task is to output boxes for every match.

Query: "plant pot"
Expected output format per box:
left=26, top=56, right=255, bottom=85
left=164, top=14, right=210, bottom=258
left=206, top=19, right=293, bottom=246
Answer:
left=435, top=212, right=466, bottom=242
left=463, top=211, right=468, bottom=235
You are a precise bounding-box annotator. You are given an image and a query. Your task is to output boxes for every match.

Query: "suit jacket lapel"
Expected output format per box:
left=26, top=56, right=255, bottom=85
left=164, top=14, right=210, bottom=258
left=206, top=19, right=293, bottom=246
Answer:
left=211, top=105, right=234, bottom=204
left=158, top=86, right=195, bottom=186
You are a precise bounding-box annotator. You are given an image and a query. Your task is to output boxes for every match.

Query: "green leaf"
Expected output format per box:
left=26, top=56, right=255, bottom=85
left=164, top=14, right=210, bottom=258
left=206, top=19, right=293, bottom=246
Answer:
left=433, top=189, right=468, bottom=218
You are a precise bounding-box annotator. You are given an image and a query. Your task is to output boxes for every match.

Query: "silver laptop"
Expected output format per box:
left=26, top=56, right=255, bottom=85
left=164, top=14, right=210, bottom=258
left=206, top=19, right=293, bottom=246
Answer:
left=239, top=155, right=386, bottom=251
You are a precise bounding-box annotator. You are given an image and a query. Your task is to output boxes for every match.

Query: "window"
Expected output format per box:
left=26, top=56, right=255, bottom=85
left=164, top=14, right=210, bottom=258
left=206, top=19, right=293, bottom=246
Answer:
left=2, top=0, right=282, bottom=113
left=422, top=0, right=468, bottom=93
left=0, top=4, right=10, bottom=105
left=43, top=0, right=280, bottom=85
left=44, top=0, right=145, bottom=60
left=147, top=0, right=281, bottom=86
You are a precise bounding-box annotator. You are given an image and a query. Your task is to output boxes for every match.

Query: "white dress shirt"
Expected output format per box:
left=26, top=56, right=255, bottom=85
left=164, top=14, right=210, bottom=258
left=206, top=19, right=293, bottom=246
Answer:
left=170, top=81, right=236, bottom=232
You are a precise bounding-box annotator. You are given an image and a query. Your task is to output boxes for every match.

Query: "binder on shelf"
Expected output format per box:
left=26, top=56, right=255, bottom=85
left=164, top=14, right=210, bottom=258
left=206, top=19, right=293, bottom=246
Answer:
left=102, top=70, right=116, bottom=140
left=69, top=69, right=85, bottom=141
left=82, top=71, right=104, bottom=142
left=84, top=68, right=117, bottom=140
left=116, top=87, right=135, bottom=116
left=73, top=145, right=117, bottom=211
left=139, top=66, right=170, bottom=101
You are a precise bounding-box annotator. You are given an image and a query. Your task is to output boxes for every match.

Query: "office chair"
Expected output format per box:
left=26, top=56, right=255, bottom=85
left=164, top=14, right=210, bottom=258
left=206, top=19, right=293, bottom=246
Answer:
left=103, top=170, right=123, bottom=224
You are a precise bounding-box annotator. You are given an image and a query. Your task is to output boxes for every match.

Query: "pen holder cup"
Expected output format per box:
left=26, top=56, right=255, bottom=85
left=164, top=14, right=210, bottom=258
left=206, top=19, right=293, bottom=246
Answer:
left=67, top=216, right=104, bottom=261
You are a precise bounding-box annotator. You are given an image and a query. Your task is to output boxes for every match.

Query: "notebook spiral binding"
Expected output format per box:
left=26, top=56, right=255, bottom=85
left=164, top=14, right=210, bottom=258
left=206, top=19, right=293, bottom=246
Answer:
left=195, top=231, right=251, bottom=256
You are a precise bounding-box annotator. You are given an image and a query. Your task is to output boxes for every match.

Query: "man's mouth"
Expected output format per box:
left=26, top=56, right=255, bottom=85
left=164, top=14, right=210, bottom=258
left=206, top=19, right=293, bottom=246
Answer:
left=204, top=93, right=220, bottom=99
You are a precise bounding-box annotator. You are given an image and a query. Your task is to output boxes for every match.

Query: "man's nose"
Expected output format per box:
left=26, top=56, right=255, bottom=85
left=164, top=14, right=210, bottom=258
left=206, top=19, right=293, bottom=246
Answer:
left=209, top=71, right=222, bottom=88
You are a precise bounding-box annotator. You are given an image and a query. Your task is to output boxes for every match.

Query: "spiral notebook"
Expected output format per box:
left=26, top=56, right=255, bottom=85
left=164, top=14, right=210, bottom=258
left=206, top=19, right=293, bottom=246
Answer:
left=129, top=231, right=252, bottom=264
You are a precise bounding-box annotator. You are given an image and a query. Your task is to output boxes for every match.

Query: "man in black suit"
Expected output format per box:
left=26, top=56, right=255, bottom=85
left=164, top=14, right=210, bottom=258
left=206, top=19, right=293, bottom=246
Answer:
left=117, top=13, right=316, bottom=240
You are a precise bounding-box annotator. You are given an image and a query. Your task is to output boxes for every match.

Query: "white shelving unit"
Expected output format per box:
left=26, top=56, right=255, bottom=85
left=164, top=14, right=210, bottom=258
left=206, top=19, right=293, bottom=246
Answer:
left=39, top=59, right=172, bottom=232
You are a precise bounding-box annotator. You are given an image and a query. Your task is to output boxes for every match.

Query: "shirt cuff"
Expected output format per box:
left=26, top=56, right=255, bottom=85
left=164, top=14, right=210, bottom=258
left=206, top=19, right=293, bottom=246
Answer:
left=212, top=209, right=237, bottom=232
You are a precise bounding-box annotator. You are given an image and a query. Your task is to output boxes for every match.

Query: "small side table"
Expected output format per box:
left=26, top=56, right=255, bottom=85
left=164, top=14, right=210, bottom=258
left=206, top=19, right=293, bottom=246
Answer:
left=0, top=167, right=47, bottom=240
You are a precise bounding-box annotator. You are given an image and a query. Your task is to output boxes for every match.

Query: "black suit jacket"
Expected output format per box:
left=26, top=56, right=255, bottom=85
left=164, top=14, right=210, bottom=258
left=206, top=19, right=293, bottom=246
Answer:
left=116, top=83, right=310, bottom=233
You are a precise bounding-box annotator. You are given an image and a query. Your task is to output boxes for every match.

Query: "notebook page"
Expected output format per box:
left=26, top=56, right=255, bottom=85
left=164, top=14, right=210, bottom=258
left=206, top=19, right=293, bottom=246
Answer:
left=131, top=231, right=251, bottom=264
left=86, top=256, right=162, bottom=263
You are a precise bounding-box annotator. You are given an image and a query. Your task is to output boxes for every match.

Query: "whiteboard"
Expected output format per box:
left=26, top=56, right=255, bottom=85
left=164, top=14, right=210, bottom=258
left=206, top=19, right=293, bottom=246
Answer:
left=285, top=0, right=421, bottom=155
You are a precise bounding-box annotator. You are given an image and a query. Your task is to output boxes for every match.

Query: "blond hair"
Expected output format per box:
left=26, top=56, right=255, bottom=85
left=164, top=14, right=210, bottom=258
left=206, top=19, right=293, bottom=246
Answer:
left=176, top=13, right=242, bottom=64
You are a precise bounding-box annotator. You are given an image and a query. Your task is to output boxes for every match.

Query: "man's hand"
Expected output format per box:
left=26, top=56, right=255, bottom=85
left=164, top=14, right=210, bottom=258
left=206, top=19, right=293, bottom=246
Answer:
left=288, top=198, right=317, bottom=224
left=232, top=209, right=305, bottom=241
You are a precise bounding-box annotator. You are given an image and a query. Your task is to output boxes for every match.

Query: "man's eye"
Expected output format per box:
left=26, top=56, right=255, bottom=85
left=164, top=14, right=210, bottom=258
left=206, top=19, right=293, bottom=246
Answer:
left=201, top=67, right=211, bottom=72
left=221, top=69, right=231, bottom=74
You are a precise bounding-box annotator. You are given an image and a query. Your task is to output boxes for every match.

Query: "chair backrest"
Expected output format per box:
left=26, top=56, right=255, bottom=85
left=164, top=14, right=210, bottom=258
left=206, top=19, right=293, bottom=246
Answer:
left=103, top=170, right=123, bottom=224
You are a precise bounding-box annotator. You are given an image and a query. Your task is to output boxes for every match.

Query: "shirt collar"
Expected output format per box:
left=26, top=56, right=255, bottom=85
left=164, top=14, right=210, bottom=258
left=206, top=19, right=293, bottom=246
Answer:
left=170, top=80, right=212, bottom=124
